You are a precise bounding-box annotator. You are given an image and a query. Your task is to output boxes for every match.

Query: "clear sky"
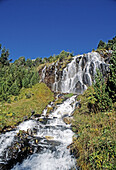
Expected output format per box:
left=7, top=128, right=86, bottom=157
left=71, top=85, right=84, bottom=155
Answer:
left=0, top=0, right=116, bottom=61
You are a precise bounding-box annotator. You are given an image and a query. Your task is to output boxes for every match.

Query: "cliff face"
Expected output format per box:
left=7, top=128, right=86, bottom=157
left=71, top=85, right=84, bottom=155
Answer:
left=39, top=51, right=110, bottom=94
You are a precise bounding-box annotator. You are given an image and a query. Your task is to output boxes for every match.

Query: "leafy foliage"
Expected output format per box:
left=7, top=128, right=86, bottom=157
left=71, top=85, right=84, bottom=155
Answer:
left=92, top=70, right=112, bottom=112
left=0, top=45, right=11, bottom=67
left=0, top=44, right=73, bottom=102
left=0, top=46, right=39, bottom=101
left=107, top=43, right=116, bottom=102
left=97, top=36, right=116, bottom=50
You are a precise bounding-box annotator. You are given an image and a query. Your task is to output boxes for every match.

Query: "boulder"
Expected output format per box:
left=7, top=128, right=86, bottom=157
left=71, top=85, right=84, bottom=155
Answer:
left=63, top=117, right=72, bottom=124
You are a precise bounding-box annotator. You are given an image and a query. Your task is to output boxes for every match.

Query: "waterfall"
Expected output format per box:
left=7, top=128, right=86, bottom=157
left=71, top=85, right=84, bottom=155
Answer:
left=0, top=96, right=78, bottom=170
left=40, top=65, right=46, bottom=83
left=40, top=51, right=108, bottom=94
left=52, top=52, right=108, bottom=94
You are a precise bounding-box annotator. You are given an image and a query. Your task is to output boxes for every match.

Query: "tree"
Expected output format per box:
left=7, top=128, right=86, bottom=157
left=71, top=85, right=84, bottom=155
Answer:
left=0, top=46, right=10, bottom=66
left=30, top=72, right=39, bottom=86
left=92, top=70, right=112, bottom=112
left=25, top=59, right=33, bottom=67
left=97, top=40, right=106, bottom=49
left=9, top=82, right=20, bottom=96
left=14, top=56, right=25, bottom=66
left=107, top=43, right=116, bottom=102
left=34, top=57, right=42, bottom=66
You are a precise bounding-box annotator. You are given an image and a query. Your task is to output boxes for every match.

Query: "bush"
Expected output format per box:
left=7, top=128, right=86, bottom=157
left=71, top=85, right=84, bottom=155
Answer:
left=7, top=98, right=11, bottom=103
left=25, top=92, right=31, bottom=99
left=92, top=70, right=112, bottom=112
left=14, top=97, right=18, bottom=101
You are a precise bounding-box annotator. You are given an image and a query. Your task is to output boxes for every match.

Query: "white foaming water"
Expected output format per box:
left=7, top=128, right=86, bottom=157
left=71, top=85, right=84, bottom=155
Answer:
left=52, top=52, right=107, bottom=93
left=0, top=120, right=37, bottom=162
left=18, top=119, right=37, bottom=131
left=12, top=148, right=75, bottom=170
left=11, top=96, right=78, bottom=170
left=0, top=131, right=16, bottom=158
left=40, top=65, right=46, bottom=82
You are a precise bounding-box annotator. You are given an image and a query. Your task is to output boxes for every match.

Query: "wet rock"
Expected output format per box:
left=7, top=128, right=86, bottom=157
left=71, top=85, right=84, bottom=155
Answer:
left=63, top=117, right=72, bottom=124
left=31, top=110, right=35, bottom=115
left=0, top=130, right=43, bottom=170
left=81, top=56, right=87, bottom=70
left=23, top=116, right=28, bottom=121
left=27, top=128, right=33, bottom=135
left=40, top=52, right=109, bottom=95
left=45, top=140, right=61, bottom=146
left=83, top=73, right=91, bottom=86
left=45, top=136, right=54, bottom=140
left=34, top=114, right=41, bottom=117
left=1, top=126, right=16, bottom=134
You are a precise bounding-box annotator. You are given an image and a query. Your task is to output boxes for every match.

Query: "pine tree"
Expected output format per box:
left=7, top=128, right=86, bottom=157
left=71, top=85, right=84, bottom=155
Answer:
left=107, top=43, right=116, bottom=102
left=0, top=46, right=10, bottom=66
left=93, top=70, right=112, bottom=112
left=9, top=82, right=20, bottom=96
left=30, top=72, right=39, bottom=86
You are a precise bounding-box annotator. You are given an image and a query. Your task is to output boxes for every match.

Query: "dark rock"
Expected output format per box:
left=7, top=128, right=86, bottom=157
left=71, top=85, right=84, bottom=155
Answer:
left=63, top=117, right=72, bottom=124
left=23, top=116, right=28, bottom=121
left=31, top=110, right=35, bottom=115
left=0, top=130, right=44, bottom=170
left=34, top=114, right=41, bottom=117
left=81, top=56, right=87, bottom=70
left=27, top=128, right=33, bottom=135
left=83, top=73, right=91, bottom=86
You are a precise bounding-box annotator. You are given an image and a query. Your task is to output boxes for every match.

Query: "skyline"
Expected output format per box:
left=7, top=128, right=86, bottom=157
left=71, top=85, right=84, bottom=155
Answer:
left=0, top=0, right=116, bottom=61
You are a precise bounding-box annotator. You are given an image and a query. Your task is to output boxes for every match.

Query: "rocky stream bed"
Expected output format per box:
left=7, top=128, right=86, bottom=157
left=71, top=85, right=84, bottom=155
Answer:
left=0, top=95, right=79, bottom=170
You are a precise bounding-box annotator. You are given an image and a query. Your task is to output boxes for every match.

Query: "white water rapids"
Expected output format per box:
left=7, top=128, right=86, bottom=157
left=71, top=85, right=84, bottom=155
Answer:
left=0, top=96, right=78, bottom=170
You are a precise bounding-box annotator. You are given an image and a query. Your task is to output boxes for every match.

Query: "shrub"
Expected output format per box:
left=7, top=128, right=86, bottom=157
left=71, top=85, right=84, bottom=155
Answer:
left=14, top=96, right=18, bottom=101
left=7, top=98, right=11, bottom=103
left=25, top=92, right=31, bottom=99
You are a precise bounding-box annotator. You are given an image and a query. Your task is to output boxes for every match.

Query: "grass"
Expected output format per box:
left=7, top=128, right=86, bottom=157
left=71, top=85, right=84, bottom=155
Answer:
left=38, top=54, right=73, bottom=72
left=63, top=93, right=74, bottom=99
left=71, top=90, right=116, bottom=169
left=0, top=83, right=54, bottom=131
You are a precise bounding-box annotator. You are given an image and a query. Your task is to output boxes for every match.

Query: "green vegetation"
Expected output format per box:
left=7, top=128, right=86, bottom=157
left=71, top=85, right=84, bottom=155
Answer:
left=72, top=103, right=116, bottom=169
left=89, top=70, right=112, bottom=113
left=63, top=93, right=74, bottom=99
left=0, top=83, right=54, bottom=131
left=46, top=50, right=73, bottom=63
left=97, top=36, right=116, bottom=50
left=71, top=37, right=116, bottom=169
left=0, top=37, right=116, bottom=169
left=37, top=50, right=74, bottom=72
left=0, top=44, right=72, bottom=132
left=0, top=46, right=39, bottom=102
left=107, top=44, right=116, bottom=102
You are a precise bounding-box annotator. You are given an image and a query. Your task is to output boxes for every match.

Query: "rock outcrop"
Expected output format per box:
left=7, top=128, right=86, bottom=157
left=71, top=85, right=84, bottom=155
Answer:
left=39, top=51, right=110, bottom=94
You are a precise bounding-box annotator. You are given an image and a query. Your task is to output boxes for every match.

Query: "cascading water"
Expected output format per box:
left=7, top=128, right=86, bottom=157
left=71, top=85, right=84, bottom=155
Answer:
left=0, top=96, right=78, bottom=170
left=52, top=52, right=108, bottom=93
left=40, top=52, right=109, bottom=94
left=40, top=65, right=46, bottom=82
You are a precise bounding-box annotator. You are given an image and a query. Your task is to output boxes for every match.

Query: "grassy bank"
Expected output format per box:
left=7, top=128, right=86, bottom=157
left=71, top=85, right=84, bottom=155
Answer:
left=0, top=83, right=54, bottom=131
left=72, top=90, right=116, bottom=169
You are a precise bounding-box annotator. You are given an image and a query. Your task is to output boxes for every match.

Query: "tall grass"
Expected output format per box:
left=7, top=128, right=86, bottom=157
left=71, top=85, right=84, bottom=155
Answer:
left=0, top=83, right=54, bottom=131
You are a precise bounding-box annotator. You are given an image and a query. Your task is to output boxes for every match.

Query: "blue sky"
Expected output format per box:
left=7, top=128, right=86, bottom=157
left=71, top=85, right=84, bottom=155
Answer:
left=0, top=0, right=116, bottom=61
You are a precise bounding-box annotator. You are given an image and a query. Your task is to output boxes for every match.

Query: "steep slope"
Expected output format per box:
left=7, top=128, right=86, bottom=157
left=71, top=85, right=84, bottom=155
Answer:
left=40, top=51, right=110, bottom=94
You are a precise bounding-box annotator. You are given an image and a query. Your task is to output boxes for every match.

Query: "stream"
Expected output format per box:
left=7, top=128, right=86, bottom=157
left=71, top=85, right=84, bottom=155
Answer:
left=0, top=96, right=78, bottom=170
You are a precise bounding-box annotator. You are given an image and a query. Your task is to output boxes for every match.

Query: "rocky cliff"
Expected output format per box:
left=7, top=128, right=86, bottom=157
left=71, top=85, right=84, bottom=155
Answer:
left=39, top=51, right=111, bottom=94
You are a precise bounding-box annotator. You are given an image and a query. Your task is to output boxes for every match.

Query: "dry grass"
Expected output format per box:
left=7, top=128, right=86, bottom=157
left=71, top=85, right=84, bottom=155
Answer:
left=0, top=83, right=54, bottom=131
left=71, top=94, right=116, bottom=169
